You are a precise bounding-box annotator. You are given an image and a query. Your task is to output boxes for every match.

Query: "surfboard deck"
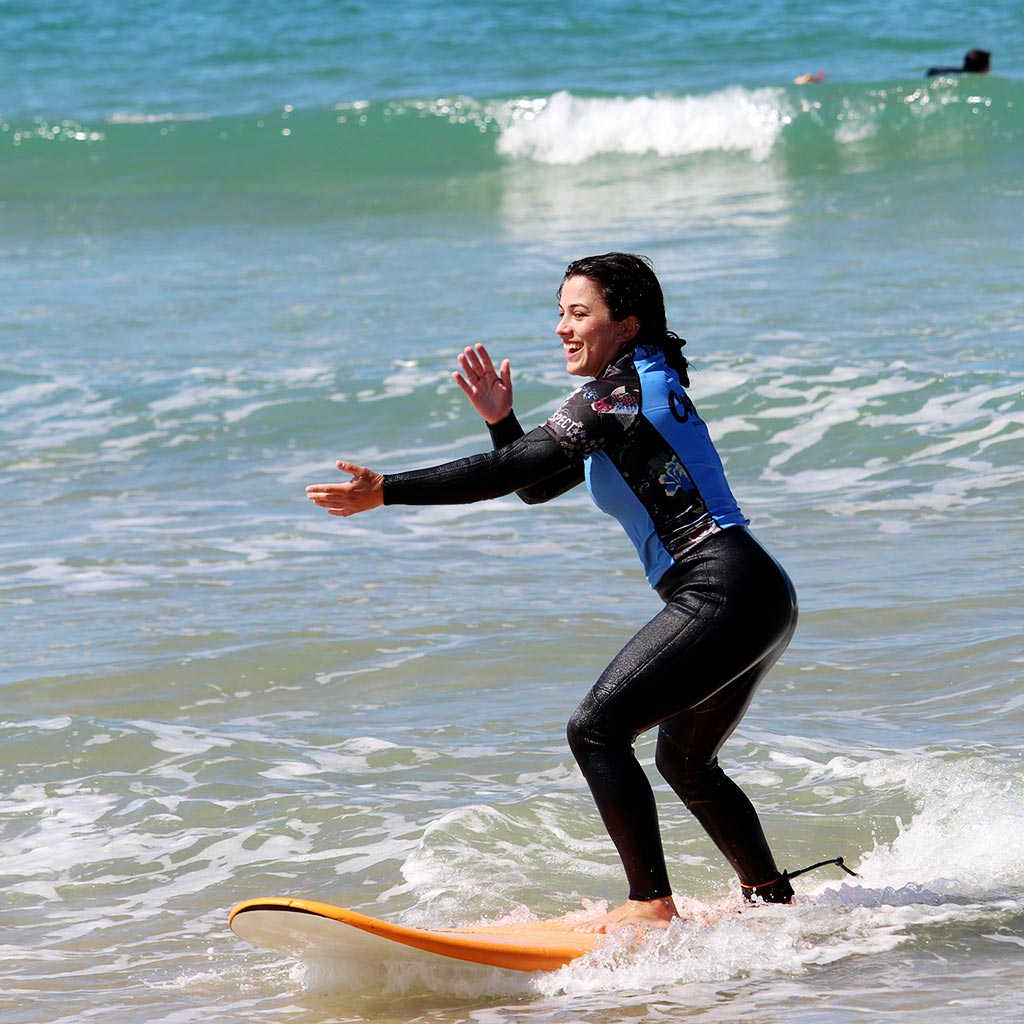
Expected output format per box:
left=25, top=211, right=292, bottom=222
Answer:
left=229, top=896, right=599, bottom=973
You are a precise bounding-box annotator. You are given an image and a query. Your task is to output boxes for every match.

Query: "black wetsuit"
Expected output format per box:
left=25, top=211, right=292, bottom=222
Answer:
left=383, top=345, right=798, bottom=899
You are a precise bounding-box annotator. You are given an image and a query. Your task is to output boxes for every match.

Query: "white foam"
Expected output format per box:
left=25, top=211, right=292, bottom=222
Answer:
left=108, top=111, right=212, bottom=124
left=0, top=378, right=70, bottom=413
left=825, top=753, right=1024, bottom=894
left=297, top=949, right=531, bottom=999
left=222, top=399, right=292, bottom=424
left=134, top=720, right=233, bottom=756
left=148, top=382, right=247, bottom=414
left=20, top=556, right=152, bottom=593
left=765, top=373, right=922, bottom=469
left=495, top=88, right=792, bottom=165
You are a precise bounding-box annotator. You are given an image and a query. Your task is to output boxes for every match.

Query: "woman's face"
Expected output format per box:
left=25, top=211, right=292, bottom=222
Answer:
left=556, top=275, right=638, bottom=378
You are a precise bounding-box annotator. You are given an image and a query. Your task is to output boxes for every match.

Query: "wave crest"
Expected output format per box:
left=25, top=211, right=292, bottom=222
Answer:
left=494, top=87, right=791, bottom=164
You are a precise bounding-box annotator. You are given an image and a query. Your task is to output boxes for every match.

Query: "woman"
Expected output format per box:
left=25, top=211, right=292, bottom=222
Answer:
left=307, top=253, right=799, bottom=932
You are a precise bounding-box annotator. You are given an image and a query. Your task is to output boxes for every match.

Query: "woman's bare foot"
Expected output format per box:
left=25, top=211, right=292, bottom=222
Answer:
left=571, top=895, right=679, bottom=934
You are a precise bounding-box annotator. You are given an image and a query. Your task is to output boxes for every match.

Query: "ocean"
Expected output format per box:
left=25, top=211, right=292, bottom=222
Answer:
left=2, top=1, right=1023, bottom=1021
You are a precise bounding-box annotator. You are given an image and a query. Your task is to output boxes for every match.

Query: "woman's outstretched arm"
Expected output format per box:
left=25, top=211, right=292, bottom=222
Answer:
left=306, top=428, right=579, bottom=516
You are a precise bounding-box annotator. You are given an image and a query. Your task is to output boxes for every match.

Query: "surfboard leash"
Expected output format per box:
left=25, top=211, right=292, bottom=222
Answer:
left=741, top=856, right=859, bottom=903
left=785, top=855, right=860, bottom=881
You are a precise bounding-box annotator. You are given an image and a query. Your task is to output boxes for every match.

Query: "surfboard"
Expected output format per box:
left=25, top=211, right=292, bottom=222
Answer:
left=229, top=896, right=599, bottom=973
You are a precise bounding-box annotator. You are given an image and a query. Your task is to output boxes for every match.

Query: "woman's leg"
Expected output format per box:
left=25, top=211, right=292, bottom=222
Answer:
left=566, top=529, right=797, bottom=909
left=566, top=597, right=716, bottom=902
left=654, top=642, right=791, bottom=891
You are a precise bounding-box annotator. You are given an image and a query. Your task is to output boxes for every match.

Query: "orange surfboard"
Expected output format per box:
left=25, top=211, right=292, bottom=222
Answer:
left=229, top=897, right=599, bottom=973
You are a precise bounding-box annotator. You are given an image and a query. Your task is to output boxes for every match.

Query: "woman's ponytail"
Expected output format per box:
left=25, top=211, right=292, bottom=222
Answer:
left=661, top=331, right=690, bottom=388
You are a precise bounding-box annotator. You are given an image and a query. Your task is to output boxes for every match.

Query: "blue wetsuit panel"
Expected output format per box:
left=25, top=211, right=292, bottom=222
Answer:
left=542, top=346, right=747, bottom=586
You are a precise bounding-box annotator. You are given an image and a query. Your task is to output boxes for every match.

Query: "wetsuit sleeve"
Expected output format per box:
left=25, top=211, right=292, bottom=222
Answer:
left=486, top=411, right=585, bottom=504
left=485, top=410, right=529, bottom=450
left=382, top=426, right=580, bottom=506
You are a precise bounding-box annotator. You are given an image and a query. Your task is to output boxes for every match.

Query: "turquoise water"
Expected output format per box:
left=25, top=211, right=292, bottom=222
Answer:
left=2, top=2, right=1023, bottom=1022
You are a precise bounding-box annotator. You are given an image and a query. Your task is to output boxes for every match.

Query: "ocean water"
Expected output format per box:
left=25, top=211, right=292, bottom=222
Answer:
left=2, top=1, right=1023, bottom=1021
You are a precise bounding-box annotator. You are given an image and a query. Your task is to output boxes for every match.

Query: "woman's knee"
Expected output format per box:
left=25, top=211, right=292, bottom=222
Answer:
left=654, top=741, right=687, bottom=795
left=656, top=744, right=724, bottom=807
left=565, top=708, right=584, bottom=756
left=566, top=702, right=597, bottom=758
left=566, top=696, right=623, bottom=759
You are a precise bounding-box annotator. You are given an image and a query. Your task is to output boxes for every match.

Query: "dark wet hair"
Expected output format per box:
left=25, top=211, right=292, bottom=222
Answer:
left=963, top=49, right=991, bottom=73
left=559, top=252, right=690, bottom=386
left=928, top=49, right=991, bottom=77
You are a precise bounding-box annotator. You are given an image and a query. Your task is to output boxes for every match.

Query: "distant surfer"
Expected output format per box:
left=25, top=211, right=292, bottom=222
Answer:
left=927, top=49, right=991, bottom=77
left=307, top=254, right=800, bottom=932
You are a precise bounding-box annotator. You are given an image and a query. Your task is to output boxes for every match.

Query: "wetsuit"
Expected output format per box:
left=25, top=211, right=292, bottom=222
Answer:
left=383, top=344, right=798, bottom=900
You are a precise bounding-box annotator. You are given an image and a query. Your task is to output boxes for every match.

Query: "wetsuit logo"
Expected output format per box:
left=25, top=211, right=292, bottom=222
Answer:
left=591, top=387, right=639, bottom=416
left=669, top=390, right=699, bottom=425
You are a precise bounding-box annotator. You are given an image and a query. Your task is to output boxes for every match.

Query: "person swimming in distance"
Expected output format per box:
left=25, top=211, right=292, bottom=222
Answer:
left=927, top=49, right=990, bottom=77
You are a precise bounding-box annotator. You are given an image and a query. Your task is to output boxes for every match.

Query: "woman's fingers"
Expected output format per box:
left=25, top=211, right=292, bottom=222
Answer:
left=305, top=461, right=383, bottom=517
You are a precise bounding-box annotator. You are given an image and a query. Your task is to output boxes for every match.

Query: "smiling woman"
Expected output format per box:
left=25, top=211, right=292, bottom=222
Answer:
left=557, top=276, right=638, bottom=378
left=306, top=252, right=810, bottom=932
left=556, top=252, right=688, bottom=384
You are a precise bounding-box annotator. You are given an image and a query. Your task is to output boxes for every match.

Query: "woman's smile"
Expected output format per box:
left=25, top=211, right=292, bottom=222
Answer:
left=556, top=275, right=638, bottom=378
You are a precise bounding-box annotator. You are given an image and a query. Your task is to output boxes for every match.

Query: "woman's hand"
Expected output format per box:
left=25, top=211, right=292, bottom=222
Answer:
left=453, top=343, right=513, bottom=425
left=306, top=461, right=384, bottom=517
